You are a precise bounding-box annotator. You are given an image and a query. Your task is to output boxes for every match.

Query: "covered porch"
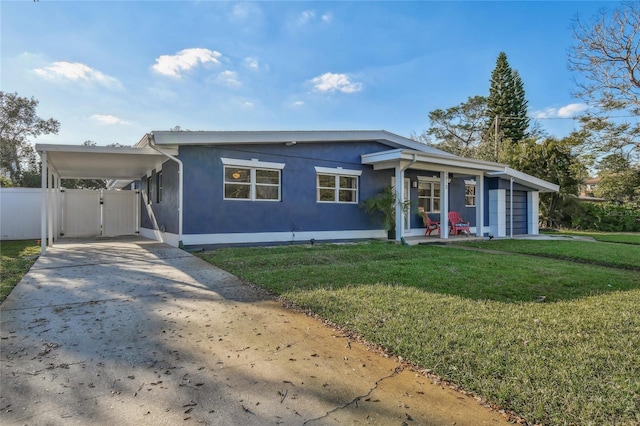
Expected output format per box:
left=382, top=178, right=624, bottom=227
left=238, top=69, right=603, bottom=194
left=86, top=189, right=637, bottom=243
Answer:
left=361, top=149, right=559, bottom=242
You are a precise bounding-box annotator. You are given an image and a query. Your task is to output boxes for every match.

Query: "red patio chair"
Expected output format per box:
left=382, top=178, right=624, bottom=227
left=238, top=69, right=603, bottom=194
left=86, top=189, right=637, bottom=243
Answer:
left=448, top=211, right=471, bottom=236
left=421, top=212, right=440, bottom=236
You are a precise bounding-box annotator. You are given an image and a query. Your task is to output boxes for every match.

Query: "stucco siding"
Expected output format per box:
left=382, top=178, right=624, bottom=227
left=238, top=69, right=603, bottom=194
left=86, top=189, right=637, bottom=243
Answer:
left=179, top=141, right=394, bottom=236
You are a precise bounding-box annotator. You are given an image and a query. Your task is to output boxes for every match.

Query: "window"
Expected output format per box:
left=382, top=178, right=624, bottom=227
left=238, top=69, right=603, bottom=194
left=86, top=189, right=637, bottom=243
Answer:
left=315, top=167, right=361, bottom=203
left=418, top=180, right=440, bottom=212
left=156, top=172, right=163, bottom=203
left=465, top=180, right=476, bottom=207
left=221, top=158, right=284, bottom=201
left=146, top=176, right=152, bottom=204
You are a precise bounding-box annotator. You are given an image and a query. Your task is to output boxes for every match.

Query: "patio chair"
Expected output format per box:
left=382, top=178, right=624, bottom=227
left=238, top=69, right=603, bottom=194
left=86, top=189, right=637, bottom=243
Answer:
left=421, top=212, right=440, bottom=236
left=448, top=211, right=471, bottom=236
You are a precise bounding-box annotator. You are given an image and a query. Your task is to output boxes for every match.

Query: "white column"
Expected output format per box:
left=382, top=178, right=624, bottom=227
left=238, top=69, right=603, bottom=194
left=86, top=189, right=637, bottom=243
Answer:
left=489, top=189, right=506, bottom=238
left=440, top=171, right=449, bottom=239
left=40, top=151, right=47, bottom=254
left=475, top=174, right=484, bottom=237
left=47, top=169, right=53, bottom=246
left=527, top=191, right=540, bottom=235
left=394, top=165, right=404, bottom=241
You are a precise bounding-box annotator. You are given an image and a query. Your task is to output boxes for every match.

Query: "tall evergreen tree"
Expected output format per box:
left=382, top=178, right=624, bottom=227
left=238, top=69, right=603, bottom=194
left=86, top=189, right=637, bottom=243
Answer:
left=486, top=52, right=529, bottom=145
left=509, top=70, right=530, bottom=141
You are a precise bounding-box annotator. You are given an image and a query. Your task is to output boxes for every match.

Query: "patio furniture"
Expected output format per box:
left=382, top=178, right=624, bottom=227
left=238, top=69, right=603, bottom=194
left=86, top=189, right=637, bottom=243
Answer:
left=448, top=211, right=471, bottom=236
left=421, top=212, right=440, bottom=236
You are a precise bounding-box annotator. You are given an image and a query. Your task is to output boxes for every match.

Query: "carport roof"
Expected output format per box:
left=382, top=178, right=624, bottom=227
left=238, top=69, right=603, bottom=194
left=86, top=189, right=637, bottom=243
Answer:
left=35, top=144, right=173, bottom=180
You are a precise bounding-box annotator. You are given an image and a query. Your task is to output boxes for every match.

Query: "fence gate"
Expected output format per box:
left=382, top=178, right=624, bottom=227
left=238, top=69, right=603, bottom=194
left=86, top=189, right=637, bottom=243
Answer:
left=62, top=189, right=139, bottom=238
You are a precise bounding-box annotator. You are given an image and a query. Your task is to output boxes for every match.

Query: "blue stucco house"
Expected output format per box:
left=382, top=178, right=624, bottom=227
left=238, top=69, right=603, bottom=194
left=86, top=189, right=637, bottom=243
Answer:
left=129, top=130, right=558, bottom=247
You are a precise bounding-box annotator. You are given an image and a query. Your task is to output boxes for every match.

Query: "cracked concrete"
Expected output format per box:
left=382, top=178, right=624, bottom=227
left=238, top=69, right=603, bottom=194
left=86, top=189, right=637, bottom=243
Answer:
left=1, top=237, right=511, bottom=425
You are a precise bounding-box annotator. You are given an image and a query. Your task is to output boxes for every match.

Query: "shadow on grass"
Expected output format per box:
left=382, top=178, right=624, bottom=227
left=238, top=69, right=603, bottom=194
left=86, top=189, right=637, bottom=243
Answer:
left=198, top=241, right=640, bottom=304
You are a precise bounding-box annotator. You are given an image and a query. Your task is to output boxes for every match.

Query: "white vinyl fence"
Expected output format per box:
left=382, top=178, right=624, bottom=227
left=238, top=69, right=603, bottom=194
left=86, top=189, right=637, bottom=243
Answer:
left=0, top=188, right=42, bottom=240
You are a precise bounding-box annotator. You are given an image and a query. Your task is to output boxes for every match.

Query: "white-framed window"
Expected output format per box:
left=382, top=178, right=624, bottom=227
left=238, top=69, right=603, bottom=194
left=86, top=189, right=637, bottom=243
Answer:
left=418, top=177, right=440, bottom=212
left=222, top=158, right=285, bottom=201
left=315, top=166, right=361, bottom=203
left=465, top=179, right=476, bottom=207
left=146, top=175, right=153, bottom=204
left=156, top=171, right=163, bottom=203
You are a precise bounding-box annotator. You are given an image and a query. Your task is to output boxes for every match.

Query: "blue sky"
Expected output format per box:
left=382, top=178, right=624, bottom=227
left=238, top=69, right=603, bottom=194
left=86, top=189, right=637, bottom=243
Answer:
left=1, top=1, right=618, bottom=146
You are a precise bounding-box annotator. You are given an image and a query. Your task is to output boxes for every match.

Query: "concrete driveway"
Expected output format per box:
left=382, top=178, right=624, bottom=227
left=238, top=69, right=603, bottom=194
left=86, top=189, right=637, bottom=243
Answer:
left=1, top=237, right=511, bottom=425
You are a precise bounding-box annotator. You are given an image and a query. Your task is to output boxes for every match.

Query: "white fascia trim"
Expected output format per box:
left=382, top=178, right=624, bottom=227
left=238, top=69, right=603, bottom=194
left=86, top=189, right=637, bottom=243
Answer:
left=314, top=166, right=362, bottom=176
left=149, top=130, right=456, bottom=157
left=362, top=149, right=505, bottom=172
left=417, top=176, right=440, bottom=182
left=221, top=157, right=285, bottom=170
left=182, top=229, right=386, bottom=246
left=486, top=168, right=559, bottom=193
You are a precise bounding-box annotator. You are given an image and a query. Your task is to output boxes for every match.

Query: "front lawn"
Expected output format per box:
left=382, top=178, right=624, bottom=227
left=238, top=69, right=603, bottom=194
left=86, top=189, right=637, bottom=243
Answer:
left=0, top=240, right=40, bottom=303
left=198, top=241, right=640, bottom=426
left=455, top=238, right=640, bottom=270
left=542, top=230, right=640, bottom=245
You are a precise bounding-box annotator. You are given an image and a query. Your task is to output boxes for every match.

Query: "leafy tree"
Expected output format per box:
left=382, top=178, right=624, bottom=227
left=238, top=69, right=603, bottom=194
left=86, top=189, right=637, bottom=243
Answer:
left=505, top=135, right=584, bottom=228
left=486, top=52, right=530, bottom=147
left=593, top=153, right=640, bottom=205
left=0, top=91, right=60, bottom=186
left=569, top=2, right=640, bottom=162
left=420, top=96, right=489, bottom=158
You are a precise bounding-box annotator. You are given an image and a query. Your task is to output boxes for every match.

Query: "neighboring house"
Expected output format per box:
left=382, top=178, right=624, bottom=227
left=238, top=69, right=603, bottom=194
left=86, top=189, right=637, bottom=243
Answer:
left=36, top=130, right=559, bottom=251
left=579, top=177, right=606, bottom=202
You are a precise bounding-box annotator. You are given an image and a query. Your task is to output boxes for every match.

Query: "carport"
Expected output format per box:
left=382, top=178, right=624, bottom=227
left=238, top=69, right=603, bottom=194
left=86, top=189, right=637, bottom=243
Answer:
left=36, top=143, right=177, bottom=254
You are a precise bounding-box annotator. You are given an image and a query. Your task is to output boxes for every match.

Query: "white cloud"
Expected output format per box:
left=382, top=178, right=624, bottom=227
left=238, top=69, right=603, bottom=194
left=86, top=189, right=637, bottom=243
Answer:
left=216, top=70, right=241, bottom=87
left=532, top=103, right=589, bottom=119
left=244, top=57, right=259, bottom=70
left=242, top=101, right=254, bottom=108
left=292, top=101, right=305, bottom=107
left=557, top=103, right=589, bottom=118
left=34, top=61, right=121, bottom=89
left=311, top=72, right=362, bottom=93
left=90, top=114, right=129, bottom=125
left=152, top=48, right=221, bottom=78
left=299, top=10, right=316, bottom=25
left=321, top=13, right=333, bottom=23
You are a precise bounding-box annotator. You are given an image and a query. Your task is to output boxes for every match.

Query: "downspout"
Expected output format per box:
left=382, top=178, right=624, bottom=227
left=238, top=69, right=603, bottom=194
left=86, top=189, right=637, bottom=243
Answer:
left=147, top=132, right=184, bottom=248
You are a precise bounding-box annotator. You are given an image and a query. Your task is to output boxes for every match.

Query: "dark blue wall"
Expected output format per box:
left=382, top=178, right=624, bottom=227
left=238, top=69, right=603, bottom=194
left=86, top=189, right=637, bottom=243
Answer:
left=140, top=160, right=179, bottom=233
left=139, top=142, right=537, bottom=237
left=179, top=142, right=393, bottom=235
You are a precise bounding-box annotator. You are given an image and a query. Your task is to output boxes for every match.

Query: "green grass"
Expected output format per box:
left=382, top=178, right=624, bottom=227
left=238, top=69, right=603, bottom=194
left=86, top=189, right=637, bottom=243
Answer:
left=0, top=240, right=40, bottom=303
left=198, top=241, right=640, bottom=426
left=542, top=230, right=640, bottom=245
left=455, top=239, right=640, bottom=270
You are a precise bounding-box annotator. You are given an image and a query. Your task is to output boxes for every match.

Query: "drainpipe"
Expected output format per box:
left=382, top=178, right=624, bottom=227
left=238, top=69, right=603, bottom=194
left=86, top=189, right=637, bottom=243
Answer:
left=147, top=132, right=184, bottom=248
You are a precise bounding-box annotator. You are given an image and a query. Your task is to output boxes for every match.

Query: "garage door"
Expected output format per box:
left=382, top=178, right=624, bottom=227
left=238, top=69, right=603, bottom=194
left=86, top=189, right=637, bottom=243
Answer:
left=506, top=190, right=527, bottom=235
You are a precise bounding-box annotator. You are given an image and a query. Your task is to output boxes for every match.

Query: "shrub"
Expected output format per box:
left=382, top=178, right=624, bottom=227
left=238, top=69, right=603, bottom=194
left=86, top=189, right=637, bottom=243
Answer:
left=571, top=202, right=640, bottom=232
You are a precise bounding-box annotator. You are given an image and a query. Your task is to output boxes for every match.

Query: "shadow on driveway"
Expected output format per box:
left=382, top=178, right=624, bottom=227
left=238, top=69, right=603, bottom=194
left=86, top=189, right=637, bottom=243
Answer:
left=1, top=237, right=511, bottom=425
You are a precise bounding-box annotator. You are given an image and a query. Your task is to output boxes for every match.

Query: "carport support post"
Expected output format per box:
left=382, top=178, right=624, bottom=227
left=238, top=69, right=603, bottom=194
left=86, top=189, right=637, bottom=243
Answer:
left=47, top=169, right=54, bottom=247
left=40, top=151, right=47, bottom=254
